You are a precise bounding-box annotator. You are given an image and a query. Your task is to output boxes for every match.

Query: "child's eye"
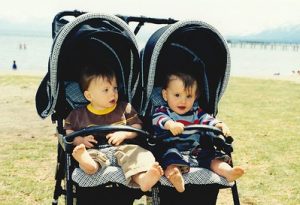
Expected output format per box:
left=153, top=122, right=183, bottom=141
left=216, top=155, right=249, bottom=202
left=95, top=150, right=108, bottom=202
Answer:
left=114, top=87, right=118, bottom=91
left=103, top=88, right=109, bottom=92
left=187, top=95, right=192, bottom=99
left=175, top=94, right=180, bottom=97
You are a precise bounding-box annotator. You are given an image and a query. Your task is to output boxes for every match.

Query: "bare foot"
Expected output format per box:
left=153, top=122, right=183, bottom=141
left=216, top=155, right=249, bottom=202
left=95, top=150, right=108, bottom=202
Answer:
left=72, top=144, right=99, bottom=175
left=133, top=162, right=164, bottom=192
left=167, top=168, right=185, bottom=193
left=226, top=166, right=244, bottom=182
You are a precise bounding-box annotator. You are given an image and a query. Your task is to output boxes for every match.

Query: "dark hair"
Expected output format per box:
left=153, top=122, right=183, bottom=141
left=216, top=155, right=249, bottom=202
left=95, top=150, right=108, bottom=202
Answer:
left=163, top=72, right=200, bottom=96
left=79, top=62, right=116, bottom=92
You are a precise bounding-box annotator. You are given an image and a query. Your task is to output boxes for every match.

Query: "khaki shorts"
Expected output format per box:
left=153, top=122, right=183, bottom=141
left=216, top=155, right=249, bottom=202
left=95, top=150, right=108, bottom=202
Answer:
left=88, top=144, right=155, bottom=186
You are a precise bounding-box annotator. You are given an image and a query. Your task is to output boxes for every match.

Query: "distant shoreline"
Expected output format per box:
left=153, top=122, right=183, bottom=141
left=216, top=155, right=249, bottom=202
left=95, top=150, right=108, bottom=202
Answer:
left=0, top=70, right=45, bottom=77
left=1, top=70, right=299, bottom=84
left=239, top=74, right=300, bottom=84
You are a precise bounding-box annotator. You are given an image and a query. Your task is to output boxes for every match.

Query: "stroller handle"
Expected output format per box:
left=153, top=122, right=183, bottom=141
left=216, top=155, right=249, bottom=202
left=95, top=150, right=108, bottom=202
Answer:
left=150, top=124, right=234, bottom=153
left=184, top=124, right=223, bottom=134
left=52, top=10, right=85, bottom=38
left=117, top=15, right=177, bottom=25
left=64, top=125, right=150, bottom=143
left=51, top=10, right=178, bottom=38
left=155, top=124, right=224, bottom=138
left=117, top=15, right=177, bottom=35
left=184, top=124, right=234, bottom=144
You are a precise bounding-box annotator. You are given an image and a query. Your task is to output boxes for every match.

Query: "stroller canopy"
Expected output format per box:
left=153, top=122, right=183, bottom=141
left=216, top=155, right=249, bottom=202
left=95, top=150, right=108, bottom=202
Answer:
left=36, top=13, right=140, bottom=119
left=141, top=20, right=230, bottom=116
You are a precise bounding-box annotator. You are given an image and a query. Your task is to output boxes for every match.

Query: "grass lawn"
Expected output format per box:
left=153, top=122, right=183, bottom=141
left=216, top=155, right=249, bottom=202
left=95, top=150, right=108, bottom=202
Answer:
left=0, top=75, right=299, bottom=204
left=217, top=77, right=300, bottom=204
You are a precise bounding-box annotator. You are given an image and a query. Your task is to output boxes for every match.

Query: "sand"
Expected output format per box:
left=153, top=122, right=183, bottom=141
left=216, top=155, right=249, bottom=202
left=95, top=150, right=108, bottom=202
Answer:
left=0, top=71, right=56, bottom=142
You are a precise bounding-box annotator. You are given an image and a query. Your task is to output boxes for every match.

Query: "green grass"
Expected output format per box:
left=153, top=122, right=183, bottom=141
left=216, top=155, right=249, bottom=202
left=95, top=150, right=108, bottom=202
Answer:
left=0, top=75, right=299, bottom=204
left=0, top=138, right=56, bottom=204
left=216, top=77, right=300, bottom=204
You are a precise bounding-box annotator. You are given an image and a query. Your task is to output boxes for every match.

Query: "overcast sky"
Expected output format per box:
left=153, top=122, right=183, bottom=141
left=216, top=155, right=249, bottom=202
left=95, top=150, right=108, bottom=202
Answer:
left=1, top=0, right=300, bottom=35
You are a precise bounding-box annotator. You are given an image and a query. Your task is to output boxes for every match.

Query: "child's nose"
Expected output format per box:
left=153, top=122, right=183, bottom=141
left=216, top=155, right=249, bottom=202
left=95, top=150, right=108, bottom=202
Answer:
left=180, top=97, right=187, bottom=103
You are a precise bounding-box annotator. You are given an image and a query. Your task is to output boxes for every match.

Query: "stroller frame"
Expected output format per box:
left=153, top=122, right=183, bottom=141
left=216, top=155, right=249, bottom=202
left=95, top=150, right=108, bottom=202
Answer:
left=39, top=10, right=241, bottom=205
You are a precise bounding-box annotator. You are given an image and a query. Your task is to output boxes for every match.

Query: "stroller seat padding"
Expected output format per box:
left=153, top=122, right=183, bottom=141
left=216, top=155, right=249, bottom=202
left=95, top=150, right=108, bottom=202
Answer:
left=159, top=153, right=232, bottom=187
left=72, top=146, right=139, bottom=188
left=65, top=81, right=88, bottom=109
left=72, top=165, right=232, bottom=188
left=73, top=166, right=131, bottom=188
left=72, top=148, right=232, bottom=188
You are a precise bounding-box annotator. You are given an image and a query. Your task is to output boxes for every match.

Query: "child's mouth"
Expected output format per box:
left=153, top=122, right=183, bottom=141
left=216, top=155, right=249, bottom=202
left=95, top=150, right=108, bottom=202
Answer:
left=110, top=99, right=116, bottom=104
left=177, top=106, right=186, bottom=110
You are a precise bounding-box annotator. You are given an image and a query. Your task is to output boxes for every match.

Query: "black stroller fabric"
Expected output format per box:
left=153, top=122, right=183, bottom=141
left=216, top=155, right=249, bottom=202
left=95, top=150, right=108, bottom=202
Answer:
left=36, top=13, right=141, bottom=119
left=141, top=20, right=230, bottom=117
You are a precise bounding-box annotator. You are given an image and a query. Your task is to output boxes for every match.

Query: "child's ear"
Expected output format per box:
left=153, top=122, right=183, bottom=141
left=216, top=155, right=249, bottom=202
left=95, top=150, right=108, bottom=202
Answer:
left=162, top=89, right=167, bottom=101
left=83, top=90, right=92, bottom=101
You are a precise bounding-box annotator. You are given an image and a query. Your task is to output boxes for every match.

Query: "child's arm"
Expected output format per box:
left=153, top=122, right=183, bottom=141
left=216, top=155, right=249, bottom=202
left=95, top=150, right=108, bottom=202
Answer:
left=152, top=106, right=184, bottom=136
left=214, top=122, right=231, bottom=137
left=164, top=120, right=184, bottom=136
left=106, top=123, right=142, bottom=146
left=197, top=108, right=231, bottom=137
left=66, top=129, right=98, bottom=148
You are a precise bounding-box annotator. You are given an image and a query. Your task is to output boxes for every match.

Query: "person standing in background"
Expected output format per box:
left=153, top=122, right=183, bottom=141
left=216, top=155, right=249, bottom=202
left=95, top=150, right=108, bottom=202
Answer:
left=12, top=60, right=17, bottom=70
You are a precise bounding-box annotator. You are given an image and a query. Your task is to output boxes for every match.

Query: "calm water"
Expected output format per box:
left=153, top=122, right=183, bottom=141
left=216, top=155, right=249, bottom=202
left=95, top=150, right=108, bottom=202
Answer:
left=0, top=34, right=299, bottom=77
left=229, top=43, right=300, bottom=77
left=0, top=34, right=52, bottom=74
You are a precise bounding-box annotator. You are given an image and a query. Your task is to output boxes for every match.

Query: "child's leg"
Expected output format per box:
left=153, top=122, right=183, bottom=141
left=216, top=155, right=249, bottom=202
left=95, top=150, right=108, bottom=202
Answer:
left=132, top=162, right=164, bottom=192
left=210, top=159, right=244, bottom=182
left=164, top=164, right=185, bottom=193
left=72, top=144, right=99, bottom=175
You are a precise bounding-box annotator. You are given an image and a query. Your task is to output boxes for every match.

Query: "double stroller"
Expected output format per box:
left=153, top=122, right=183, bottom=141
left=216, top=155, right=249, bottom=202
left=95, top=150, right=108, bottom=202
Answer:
left=35, top=11, right=240, bottom=205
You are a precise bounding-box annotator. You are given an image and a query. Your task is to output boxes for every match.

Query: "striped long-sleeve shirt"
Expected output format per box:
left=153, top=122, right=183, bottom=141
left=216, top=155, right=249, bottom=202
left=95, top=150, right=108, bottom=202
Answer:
left=152, top=105, right=220, bottom=139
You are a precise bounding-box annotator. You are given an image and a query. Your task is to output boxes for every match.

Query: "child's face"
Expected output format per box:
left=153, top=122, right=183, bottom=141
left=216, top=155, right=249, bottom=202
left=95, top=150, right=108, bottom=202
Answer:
left=162, top=77, right=197, bottom=115
left=84, top=76, right=118, bottom=110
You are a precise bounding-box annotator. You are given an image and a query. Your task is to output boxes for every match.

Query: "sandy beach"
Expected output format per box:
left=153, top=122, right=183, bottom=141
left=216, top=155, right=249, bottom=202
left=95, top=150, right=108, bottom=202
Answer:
left=0, top=72, right=55, bottom=136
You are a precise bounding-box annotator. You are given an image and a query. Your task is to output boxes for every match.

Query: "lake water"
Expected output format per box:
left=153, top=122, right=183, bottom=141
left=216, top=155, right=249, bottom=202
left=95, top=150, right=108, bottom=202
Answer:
left=229, top=43, right=300, bottom=77
left=0, top=34, right=52, bottom=75
left=0, top=34, right=299, bottom=77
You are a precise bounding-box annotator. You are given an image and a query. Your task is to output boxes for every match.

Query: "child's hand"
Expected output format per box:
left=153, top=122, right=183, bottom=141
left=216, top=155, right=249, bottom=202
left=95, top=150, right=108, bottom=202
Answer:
left=106, top=132, right=127, bottom=146
left=168, top=121, right=184, bottom=136
left=215, top=122, right=231, bottom=137
left=73, top=135, right=98, bottom=148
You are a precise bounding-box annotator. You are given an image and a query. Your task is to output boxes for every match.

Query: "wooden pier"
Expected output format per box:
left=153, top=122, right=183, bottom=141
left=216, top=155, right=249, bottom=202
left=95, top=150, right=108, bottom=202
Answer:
left=227, top=40, right=300, bottom=52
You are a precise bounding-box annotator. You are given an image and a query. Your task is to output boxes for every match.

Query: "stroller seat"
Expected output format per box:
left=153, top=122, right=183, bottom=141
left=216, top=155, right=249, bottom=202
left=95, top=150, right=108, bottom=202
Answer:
left=138, top=19, right=240, bottom=205
left=148, top=87, right=232, bottom=188
left=35, top=12, right=147, bottom=205
left=63, top=80, right=150, bottom=189
left=73, top=167, right=129, bottom=188
left=72, top=146, right=138, bottom=188
left=72, top=152, right=231, bottom=188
